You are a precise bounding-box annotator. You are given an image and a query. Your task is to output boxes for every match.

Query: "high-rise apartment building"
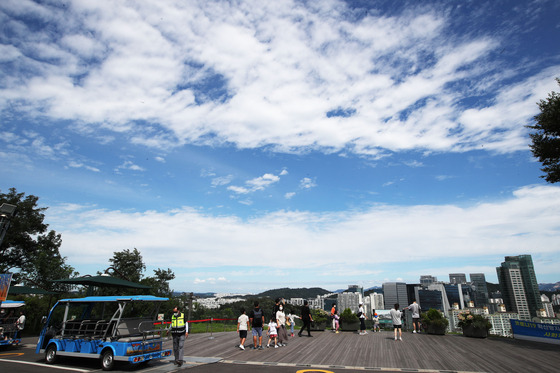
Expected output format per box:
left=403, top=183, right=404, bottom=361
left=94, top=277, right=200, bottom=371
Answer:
left=496, top=255, right=543, bottom=320
left=420, top=275, right=437, bottom=287
left=383, top=282, right=408, bottom=310
left=449, top=273, right=467, bottom=284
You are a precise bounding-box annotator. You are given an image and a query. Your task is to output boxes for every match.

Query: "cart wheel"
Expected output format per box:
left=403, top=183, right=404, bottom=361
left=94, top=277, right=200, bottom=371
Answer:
left=101, top=350, right=115, bottom=371
left=45, top=344, right=58, bottom=364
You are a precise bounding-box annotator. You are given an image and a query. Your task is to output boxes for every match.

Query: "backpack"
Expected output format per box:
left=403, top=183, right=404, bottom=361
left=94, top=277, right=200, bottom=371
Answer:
left=252, top=308, right=263, bottom=324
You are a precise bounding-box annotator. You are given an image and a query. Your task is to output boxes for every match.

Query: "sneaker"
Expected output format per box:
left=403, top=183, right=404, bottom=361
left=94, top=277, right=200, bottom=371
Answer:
left=399, top=337, right=402, bottom=341
left=335, top=331, right=339, bottom=334
left=278, top=343, right=283, bottom=347
left=413, top=330, right=417, bottom=333
left=266, top=344, right=270, bottom=348
left=275, top=345, right=278, bottom=348
left=258, top=346, right=264, bottom=350
left=395, top=337, right=398, bottom=340
left=240, top=345, right=245, bottom=350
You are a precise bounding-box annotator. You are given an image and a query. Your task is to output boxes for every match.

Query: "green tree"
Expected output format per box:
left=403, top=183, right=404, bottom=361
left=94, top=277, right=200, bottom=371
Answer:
left=528, top=78, right=560, bottom=183
left=0, top=188, right=75, bottom=288
left=106, top=248, right=146, bottom=282
left=142, top=268, right=176, bottom=297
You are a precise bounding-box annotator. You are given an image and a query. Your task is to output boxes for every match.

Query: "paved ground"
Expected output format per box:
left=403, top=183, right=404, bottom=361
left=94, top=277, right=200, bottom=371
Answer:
left=2, top=330, right=559, bottom=373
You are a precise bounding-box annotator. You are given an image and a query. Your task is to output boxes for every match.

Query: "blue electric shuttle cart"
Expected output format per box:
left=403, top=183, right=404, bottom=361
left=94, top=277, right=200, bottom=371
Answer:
left=36, top=295, right=172, bottom=370
left=0, top=300, right=25, bottom=347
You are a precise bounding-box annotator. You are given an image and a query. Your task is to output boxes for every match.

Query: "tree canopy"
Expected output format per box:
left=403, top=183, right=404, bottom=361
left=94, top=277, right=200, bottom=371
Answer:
left=528, top=78, right=560, bottom=183
left=1, top=187, right=76, bottom=291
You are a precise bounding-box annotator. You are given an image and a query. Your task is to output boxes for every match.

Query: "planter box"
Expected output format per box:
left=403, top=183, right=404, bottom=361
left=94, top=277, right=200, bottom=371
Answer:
left=462, top=325, right=488, bottom=338
left=339, top=321, right=360, bottom=331
left=310, top=322, right=326, bottom=331
left=424, top=325, right=447, bottom=335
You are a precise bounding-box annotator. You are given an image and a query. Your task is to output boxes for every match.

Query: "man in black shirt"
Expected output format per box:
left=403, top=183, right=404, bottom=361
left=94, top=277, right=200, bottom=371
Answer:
left=249, top=301, right=265, bottom=349
left=298, top=300, right=313, bottom=337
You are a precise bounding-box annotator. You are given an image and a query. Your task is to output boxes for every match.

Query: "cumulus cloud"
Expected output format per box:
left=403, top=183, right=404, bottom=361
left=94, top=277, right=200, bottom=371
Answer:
left=227, top=172, right=284, bottom=195
left=1, top=0, right=557, bottom=158
left=47, top=185, right=560, bottom=286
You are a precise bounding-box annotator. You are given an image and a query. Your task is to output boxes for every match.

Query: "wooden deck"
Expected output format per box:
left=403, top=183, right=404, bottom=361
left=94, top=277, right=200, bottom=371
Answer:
left=176, top=330, right=560, bottom=373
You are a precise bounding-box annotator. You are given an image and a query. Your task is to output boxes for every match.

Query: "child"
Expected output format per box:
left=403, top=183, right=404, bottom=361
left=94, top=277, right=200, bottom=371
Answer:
left=334, top=311, right=340, bottom=333
left=372, top=313, right=380, bottom=332
left=287, top=310, right=300, bottom=337
left=266, top=317, right=278, bottom=348
left=237, top=308, right=249, bottom=350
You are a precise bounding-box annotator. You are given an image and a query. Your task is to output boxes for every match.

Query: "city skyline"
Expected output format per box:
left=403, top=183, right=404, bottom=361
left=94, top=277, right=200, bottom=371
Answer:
left=1, top=0, right=560, bottom=293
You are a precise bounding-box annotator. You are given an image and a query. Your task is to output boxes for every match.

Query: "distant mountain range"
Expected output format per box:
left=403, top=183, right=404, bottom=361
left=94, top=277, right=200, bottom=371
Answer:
left=175, top=282, right=559, bottom=299
left=538, top=282, right=560, bottom=292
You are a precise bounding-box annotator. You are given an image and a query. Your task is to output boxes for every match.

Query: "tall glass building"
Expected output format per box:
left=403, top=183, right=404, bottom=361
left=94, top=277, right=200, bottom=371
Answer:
left=470, top=273, right=489, bottom=308
left=496, top=255, right=543, bottom=320
left=382, top=282, right=408, bottom=310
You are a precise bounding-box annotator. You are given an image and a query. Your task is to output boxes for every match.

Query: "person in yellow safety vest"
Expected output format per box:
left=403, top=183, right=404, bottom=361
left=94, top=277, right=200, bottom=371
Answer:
left=171, top=306, right=189, bottom=366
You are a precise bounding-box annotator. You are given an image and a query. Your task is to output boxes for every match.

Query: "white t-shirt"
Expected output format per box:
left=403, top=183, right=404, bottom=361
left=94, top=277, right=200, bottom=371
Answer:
left=268, top=321, right=277, bottom=335
left=359, top=306, right=365, bottom=319
left=238, top=314, right=249, bottom=331
left=276, top=310, right=286, bottom=326
left=16, top=315, right=26, bottom=330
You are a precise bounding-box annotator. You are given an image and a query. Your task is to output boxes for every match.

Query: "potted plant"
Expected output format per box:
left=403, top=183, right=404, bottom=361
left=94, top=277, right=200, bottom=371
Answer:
left=339, top=308, right=360, bottom=331
left=310, top=309, right=328, bottom=331
left=421, top=309, right=448, bottom=335
left=457, top=311, right=492, bottom=338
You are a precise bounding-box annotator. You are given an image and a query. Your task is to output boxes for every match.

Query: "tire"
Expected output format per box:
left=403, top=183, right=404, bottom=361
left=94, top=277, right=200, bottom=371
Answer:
left=101, top=350, right=115, bottom=371
left=45, top=344, right=58, bottom=364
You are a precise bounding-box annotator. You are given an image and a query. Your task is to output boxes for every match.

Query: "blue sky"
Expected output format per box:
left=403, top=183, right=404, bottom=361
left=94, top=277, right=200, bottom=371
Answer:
left=1, top=0, right=559, bottom=294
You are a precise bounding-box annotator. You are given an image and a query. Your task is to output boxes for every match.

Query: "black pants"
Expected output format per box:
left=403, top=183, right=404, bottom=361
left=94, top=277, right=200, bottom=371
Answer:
left=299, top=319, right=311, bottom=336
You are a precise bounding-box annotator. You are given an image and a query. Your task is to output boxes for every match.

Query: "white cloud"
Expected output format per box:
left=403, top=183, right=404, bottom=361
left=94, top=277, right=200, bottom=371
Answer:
left=228, top=172, right=284, bottom=194
left=1, top=1, right=556, bottom=157
left=285, top=192, right=296, bottom=199
left=299, top=177, right=317, bottom=190
left=48, top=185, right=560, bottom=284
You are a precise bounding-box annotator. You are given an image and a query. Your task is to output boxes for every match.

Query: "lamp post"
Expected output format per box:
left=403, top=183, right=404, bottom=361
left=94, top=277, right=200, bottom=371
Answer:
left=0, top=203, right=17, bottom=248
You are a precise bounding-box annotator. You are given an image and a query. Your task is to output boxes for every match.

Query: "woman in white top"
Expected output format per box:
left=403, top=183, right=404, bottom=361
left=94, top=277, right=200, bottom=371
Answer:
left=276, top=305, right=288, bottom=346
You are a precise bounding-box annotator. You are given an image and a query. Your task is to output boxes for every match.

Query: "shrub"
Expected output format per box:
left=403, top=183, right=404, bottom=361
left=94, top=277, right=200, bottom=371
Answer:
left=340, top=308, right=359, bottom=323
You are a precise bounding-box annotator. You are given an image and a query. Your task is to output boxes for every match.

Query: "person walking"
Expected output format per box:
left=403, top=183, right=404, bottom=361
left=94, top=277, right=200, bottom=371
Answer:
left=298, top=300, right=313, bottom=337
left=287, top=310, right=300, bottom=337
left=170, top=306, right=189, bottom=366
left=334, top=310, right=340, bottom=333
left=390, top=303, right=403, bottom=341
left=407, top=300, right=421, bottom=333
left=358, top=302, right=367, bottom=335
left=237, top=308, right=249, bottom=350
left=249, top=301, right=265, bottom=349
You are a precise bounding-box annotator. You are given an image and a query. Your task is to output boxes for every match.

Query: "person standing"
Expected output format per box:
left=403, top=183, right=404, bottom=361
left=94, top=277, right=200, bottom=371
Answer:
left=330, top=304, right=337, bottom=332
left=15, top=311, right=26, bottom=332
left=358, top=302, right=367, bottom=335
left=249, top=301, right=265, bottom=349
left=171, top=306, right=189, bottom=366
left=407, top=300, right=421, bottom=333
left=372, top=313, right=380, bottom=332
left=390, top=303, right=403, bottom=341
left=334, top=311, right=340, bottom=333
left=237, top=308, right=249, bottom=350
left=276, top=304, right=288, bottom=346
left=298, top=300, right=313, bottom=337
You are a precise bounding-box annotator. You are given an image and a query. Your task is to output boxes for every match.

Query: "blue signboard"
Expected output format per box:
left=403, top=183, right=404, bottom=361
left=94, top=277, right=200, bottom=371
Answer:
left=510, top=319, right=560, bottom=345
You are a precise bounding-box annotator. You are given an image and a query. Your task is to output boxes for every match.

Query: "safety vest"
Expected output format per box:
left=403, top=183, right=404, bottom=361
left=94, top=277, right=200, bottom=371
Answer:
left=171, top=313, right=187, bottom=335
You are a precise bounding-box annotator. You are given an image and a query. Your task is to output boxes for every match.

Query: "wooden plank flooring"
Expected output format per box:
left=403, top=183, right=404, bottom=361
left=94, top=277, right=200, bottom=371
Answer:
left=177, top=330, right=560, bottom=373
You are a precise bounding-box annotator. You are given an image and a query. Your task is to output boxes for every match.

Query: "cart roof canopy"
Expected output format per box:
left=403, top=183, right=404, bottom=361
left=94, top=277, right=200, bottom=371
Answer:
left=1, top=300, right=25, bottom=308
left=57, top=295, right=169, bottom=303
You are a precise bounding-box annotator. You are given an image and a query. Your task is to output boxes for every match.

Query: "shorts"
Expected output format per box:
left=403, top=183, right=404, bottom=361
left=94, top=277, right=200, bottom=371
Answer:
left=252, top=327, right=263, bottom=337
left=239, top=330, right=247, bottom=339
left=393, top=324, right=402, bottom=329
left=269, top=334, right=277, bottom=338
